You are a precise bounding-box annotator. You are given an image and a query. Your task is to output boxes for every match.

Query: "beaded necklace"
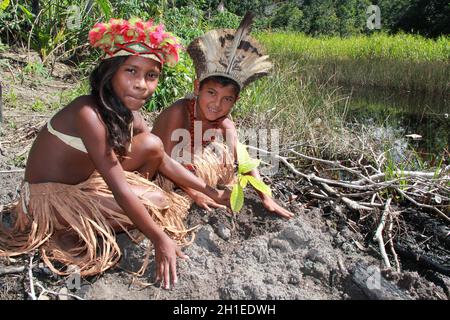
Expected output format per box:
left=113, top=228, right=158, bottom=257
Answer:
left=188, top=98, right=216, bottom=149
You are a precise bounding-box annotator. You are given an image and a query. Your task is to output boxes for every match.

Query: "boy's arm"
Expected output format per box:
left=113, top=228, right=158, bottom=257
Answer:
left=247, top=168, right=294, bottom=219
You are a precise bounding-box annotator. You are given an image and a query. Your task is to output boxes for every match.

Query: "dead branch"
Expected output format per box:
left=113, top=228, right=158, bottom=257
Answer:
left=396, top=188, right=450, bottom=223
left=0, top=169, right=25, bottom=174
left=374, top=198, right=392, bottom=269
left=28, top=256, right=36, bottom=300
left=35, top=282, right=84, bottom=300
left=394, top=244, right=450, bottom=277
left=0, top=265, right=25, bottom=276
left=387, top=213, right=400, bottom=273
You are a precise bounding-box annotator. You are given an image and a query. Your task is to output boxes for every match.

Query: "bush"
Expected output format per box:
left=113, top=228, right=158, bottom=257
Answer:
left=146, top=51, right=195, bottom=111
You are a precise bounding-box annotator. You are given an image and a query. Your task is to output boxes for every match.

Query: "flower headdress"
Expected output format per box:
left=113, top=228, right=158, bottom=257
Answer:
left=89, top=17, right=181, bottom=67
left=187, top=12, right=272, bottom=89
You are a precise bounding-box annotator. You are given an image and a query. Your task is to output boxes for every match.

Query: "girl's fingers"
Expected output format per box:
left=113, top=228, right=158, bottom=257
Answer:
left=164, top=261, right=170, bottom=289
left=176, top=246, right=190, bottom=260
left=170, top=257, right=177, bottom=286
left=159, top=260, right=165, bottom=283
left=209, top=201, right=227, bottom=209
left=156, top=259, right=163, bottom=283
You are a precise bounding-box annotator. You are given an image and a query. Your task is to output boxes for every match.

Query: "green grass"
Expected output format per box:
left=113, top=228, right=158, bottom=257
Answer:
left=258, top=32, right=450, bottom=62
left=257, top=32, right=450, bottom=94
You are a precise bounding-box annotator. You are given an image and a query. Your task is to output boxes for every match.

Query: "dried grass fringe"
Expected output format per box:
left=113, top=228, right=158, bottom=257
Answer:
left=0, top=143, right=235, bottom=277
left=0, top=171, right=192, bottom=276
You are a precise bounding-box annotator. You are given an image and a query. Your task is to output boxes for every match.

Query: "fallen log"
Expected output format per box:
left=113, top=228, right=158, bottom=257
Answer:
left=394, top=244, right=450, bottom=277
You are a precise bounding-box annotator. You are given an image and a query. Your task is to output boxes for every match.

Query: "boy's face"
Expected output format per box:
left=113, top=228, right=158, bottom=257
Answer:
left=111, top=55, right=161, bottom=111
left=194, top=78, right=239, bottom=122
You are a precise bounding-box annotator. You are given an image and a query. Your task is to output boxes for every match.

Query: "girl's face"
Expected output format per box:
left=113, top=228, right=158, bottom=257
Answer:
left=111, top=55, right=161, bottom=111
left=194, top=79, right=239, bottom=122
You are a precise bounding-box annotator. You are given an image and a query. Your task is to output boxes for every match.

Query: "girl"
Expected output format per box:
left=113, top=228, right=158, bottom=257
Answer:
left=152, top=13, right=294, bottom=219
left=0, top=18, right=228, bottom=290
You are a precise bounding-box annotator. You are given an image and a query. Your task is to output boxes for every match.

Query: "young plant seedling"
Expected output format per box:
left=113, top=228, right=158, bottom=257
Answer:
left=230, top=142, right=272, bottom=213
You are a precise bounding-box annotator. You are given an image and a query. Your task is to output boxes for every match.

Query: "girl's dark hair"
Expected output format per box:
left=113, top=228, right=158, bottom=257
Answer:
left=200, top=76, right=240, bottom=96
left=90, top=56, right=132, bottom=158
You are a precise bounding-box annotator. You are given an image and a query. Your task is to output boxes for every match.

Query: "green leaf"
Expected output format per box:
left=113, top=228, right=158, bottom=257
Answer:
left=236, top=142, right=260, bottom=174
left=230, top=183, right=244, bottom=213
left=19, top=5, right=33, bottom=19
left=95, top=0, right=112, bottom=19
left=239, top=175, right=248, bottom=188
left=0, top=0, right=10, bottom=11
left=246, top=176, right=272, bottom=196
left=53, top=28, right=66, bottom=45
left=236, top=142, right=251, bottom=164
left=239, top=158, right=260, bottom=174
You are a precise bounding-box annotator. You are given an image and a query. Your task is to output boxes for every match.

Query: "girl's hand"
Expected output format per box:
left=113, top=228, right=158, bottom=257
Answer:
left=190, top=190, right=227, bottom=211
left=211, top=188, right=231, bottom=207
left=262, top=197, right=295, bottom=219
left=154, top=233, right=189, bottom=289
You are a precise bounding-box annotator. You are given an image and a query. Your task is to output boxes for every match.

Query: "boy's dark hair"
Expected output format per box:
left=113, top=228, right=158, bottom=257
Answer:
left=90, top=56, right=132, bottom=158
left=200, top=76, right=240, bottom=97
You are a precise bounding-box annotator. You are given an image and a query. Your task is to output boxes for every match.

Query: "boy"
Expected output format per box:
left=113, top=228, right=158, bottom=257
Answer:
left=152, top=13, right=293, bottom=218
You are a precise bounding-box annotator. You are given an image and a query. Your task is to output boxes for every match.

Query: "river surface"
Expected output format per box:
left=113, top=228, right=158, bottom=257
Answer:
left=341, top=86, right=449, bottom=162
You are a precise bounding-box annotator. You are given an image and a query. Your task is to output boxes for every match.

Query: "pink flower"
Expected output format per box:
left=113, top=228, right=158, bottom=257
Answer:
left=166, top=44, right=179, bottom=65
left=144, top=19, right=154, bottom=29
left=150, top=25, right=165, bottom=45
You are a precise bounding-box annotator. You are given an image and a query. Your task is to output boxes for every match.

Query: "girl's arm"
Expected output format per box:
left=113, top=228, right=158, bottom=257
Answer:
left=77, top=106, right=185, bottom=289
left=157, top=152, right=229, bottom=206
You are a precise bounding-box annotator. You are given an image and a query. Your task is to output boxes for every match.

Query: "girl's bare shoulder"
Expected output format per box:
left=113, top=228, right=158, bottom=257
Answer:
left=63, top=95, right=106, bottom=136
left=66, top=95, right=102, bottom=124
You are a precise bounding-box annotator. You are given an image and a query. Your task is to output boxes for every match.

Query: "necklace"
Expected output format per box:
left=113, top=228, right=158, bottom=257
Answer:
left=188, top=98, right=216, bottom=148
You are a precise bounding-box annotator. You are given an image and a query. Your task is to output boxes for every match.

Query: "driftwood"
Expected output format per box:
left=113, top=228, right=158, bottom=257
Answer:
left=247, top=145, right=450, bottom=273
left=248, top=145, right=449, bottom=222
left=0, top=265, right=25, bottom=276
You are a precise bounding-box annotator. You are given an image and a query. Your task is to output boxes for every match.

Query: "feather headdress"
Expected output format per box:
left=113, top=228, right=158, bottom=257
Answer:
left=187, top=12, right=272, bottom=89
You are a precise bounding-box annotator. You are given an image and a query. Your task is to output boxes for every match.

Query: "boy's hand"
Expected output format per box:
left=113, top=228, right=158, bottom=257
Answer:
left=262, top=197, right=295, bottom=219
left=154, top=234, right=189, bottom=290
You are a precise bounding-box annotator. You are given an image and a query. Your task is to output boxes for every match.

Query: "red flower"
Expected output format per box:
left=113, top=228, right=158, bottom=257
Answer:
left=89, top=23, right=106, bottom=45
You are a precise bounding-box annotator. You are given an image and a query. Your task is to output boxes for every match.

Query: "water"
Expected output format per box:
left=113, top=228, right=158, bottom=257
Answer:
left=340, top=86, right=449, bottom=162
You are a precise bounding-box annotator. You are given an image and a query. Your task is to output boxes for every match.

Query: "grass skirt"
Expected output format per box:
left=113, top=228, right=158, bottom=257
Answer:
left=0, top=171, right=191, bottom=276
left=0, top=143, right=234, bottom=277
